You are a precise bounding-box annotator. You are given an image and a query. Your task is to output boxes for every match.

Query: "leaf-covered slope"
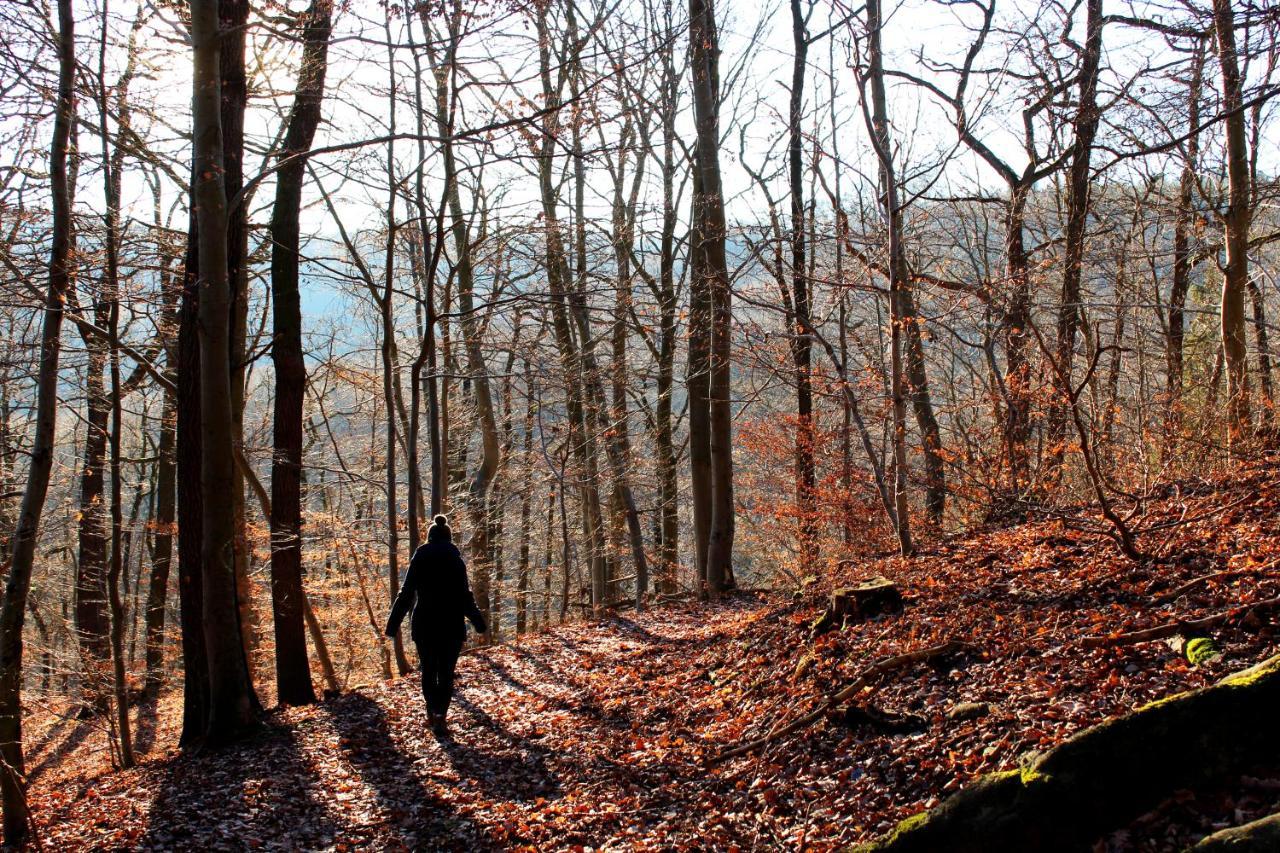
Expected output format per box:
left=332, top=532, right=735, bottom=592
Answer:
left=31, top=462, right=1280, bottom=851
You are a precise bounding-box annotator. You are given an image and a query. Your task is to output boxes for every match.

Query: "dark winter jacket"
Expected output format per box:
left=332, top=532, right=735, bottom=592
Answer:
left=385, top=541, right=486, bottom=643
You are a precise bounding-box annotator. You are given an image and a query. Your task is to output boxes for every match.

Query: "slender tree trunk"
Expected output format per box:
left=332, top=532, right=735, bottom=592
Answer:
left=1248, top=279, right=1273, bottom=426
left=788, top=0, right=818, bottom=569
left=381, top=17, right=412, bottom=676
left=534, top=5, right=608, bottom=611
left=654, top=48, right=680, bottom=594
left=1004, top=185, right=1034, bottom=493
left=144, top=308, right=177, bottom=700
left=98, top=9, right=135, bottom=763
left=865, top=0, right=914, bottom=555
left=424, top=5, right=500, bottom=627
left=267, top=0, right=331, bottom=708
left=1049, top=0, right=1104, bottom=477
left=0, top=0, right=74, bottom=839
left=1212, top=0, right=1252, bottom=448
left=1165, top=42, right=1205, bottom=451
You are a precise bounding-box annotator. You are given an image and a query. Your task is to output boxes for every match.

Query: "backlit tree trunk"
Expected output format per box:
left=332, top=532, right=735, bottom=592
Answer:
left=268, top=0, right=332, bottom=708
left=0, top=0, right=74, bottom=840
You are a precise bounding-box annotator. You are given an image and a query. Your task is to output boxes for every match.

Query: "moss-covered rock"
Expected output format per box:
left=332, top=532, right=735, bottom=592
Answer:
left=1185, top=637, right=1221, bottom=666
left=1190, top=811, right=1280, bottom=851
left=851, top=654, right=1280, bottom=853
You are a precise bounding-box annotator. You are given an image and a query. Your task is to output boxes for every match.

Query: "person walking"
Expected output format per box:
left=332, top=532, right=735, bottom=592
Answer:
left=386, top=514, right=487, bottom=736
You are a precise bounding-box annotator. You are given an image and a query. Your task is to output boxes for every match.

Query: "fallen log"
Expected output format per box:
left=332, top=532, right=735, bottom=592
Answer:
left=709, top=640, right=970, bottom=765
left=853, top=653, right=1280, bottom=852
left=1080, top=594, right=1280, bottom=648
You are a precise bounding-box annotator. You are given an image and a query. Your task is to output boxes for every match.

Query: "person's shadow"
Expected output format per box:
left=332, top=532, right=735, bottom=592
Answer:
left=323, top=691, right=498, bottom=850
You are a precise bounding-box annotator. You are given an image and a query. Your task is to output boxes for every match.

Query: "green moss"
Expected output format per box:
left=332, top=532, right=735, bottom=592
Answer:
left=1020, top=766, right=1050, bottom=786
left=1219, top=654, right=1280, bottom=688
left=1186, top=637, right=1220, bottom=666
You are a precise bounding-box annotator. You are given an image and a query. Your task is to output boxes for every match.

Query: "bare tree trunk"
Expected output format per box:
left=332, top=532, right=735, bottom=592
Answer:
left=1248, top=278, right=1273, bottom=427
left=424, top=3, right=500, bottom=627
left=267, top=0, right=331, bottom=708
left=192, top=0, right=260, bottom=743
left=687, top=161, right=712, bottom=594
left=0, top=0, right=74, bottom=838
left=144, top=295, right=176, bottom=700
left=653, top=41, right=680, bottom=594
left=176, top=205, right=209, bottom=743
left=535, top=4, right=608, bottom=611
left=788, top=0, right=818, bottom=569
left=381, top=17, right=412, bottom=676
left=98, top=6, right=137, bottom=764
left=1165, top=41, right=1205, bottom=451
left=74, top=332, right=111, bottom=700
left=864, top=0, right=914, bottom=555
left=1049, top=0, right=1104, bottom=476
left=221, top=0, right=257, bottom=682
left=1004, top=185, right=1034, bottom=493
left=690, top=0, right=735, bottom=596
left=1212, top=0, right=1252, bottom=448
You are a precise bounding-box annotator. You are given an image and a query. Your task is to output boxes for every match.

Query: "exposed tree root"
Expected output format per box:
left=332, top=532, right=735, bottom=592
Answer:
left=710, top=640, right=970, bottom=765
left=1081, top=595, right=1280, bottom=648
left=1191, top=811, right=1280, bottom=851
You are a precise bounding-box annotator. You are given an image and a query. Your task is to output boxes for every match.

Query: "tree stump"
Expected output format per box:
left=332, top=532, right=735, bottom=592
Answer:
left=813, top=577, right=903, bottom=635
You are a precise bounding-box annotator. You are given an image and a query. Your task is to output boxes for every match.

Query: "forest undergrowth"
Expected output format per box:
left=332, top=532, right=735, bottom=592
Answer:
left=28, top=459, right=1280, bottom=851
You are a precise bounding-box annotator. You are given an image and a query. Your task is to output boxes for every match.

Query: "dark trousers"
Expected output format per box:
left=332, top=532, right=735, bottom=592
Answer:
left=415, top=635, right=463, bottom=717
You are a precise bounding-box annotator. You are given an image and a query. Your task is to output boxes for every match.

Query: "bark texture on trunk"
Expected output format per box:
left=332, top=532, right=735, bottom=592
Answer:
left=192, top=0, right=259, bottom=743
left=690, top=0, right=734, bottom=596
left=268, top=0, right=332, bottom=708
left=1212, top=0, right=1252, bottom=448
left=0, top=0, right=75, bottom=840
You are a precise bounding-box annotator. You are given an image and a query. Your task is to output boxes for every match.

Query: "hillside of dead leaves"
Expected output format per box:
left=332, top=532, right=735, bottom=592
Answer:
left=27, top=458, right=1280, bottom=851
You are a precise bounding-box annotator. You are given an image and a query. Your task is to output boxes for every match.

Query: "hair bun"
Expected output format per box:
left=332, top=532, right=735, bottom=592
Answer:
left=433, top=514, right=449, bottom=527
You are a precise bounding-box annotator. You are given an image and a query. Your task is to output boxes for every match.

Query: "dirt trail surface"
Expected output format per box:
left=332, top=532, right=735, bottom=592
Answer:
left=28, top=463, right=1280, bottom=851
left=35, top=600, right=782, bottom=851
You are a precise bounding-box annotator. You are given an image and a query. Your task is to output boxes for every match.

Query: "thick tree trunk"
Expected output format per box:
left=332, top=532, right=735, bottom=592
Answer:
left=192, top=0, right=260, bottom=743
left=0, top=0, right=74, bottom=839
left=687, top=163, right=712, bottom=594
left=690, top=0, right=735, bottom=596
left=74, top=341, right=111, bottom=695
left=267, top=0, right=331, bottom=708
left=220, top=0, right=257, bottom=682
left=176, top=212, right=209, bottom=743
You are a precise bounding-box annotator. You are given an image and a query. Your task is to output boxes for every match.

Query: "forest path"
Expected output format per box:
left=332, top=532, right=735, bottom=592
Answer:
left=36, top=595, right=774, bottom=851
